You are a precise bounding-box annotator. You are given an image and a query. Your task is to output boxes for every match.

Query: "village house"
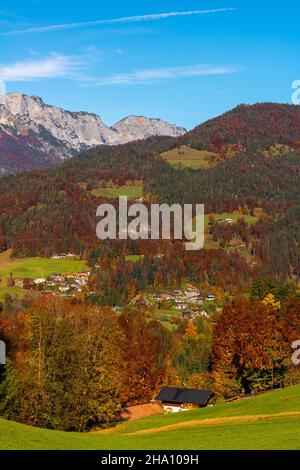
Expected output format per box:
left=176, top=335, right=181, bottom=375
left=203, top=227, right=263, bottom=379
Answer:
left=175, top=304, right=189, bottom=310
left=174, top=298, right=186, bottom=304
left=216, top=218, right=234, bottom=224
left=50, top=253, right=76, bottom=259
left=34, top=278, right=46, bottom=285
left=156, top=387, right=213, bottom=413
left=174, top=290, right=182, bottom=295
left=184, top=288, right=199, bottom=296
left=206, top=294, right=216, bottom=302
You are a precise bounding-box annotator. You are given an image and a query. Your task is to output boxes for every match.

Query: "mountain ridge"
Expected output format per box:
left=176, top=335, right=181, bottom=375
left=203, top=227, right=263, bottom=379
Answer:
left=180, top=102, right=300, bottom=155
left=1, top=98, right=300, bottom=173
left=0, top=92, right=186, bottom=172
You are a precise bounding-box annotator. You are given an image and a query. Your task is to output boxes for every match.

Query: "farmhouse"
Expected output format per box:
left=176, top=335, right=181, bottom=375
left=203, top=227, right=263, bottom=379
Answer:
left=156, top=387, right=213, bottom=413
left=216, top=218, right=234, bottom=224
left=206, top=294, right=215, bottom=301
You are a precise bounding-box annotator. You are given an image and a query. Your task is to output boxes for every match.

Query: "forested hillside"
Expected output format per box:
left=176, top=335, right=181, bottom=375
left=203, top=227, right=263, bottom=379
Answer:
left=0, top=104, right=300, bottom=278
left=181, top=103, right=300, bottom=155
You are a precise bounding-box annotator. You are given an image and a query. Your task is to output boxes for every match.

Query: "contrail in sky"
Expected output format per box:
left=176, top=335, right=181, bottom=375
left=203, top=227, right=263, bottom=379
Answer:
left=1, top=8, right=236, bottom=35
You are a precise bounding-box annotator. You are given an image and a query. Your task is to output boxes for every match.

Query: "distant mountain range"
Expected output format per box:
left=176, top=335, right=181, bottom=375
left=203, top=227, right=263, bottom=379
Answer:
left=0, top=93, right=186, bottom=173
left=1, top=95, right=300, bottom=174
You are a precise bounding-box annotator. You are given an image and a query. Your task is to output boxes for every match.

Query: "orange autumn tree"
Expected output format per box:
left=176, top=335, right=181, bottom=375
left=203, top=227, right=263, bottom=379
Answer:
left=0, top=297, right=123, bottom=431
left=118, top=308, right=172, bottom=406
left=212, top=298, right=287, bottom=394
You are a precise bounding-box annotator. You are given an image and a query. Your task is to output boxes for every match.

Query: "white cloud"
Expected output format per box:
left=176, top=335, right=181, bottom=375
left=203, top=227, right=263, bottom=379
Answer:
left=0, top=53, right=83, bottom=82
left=0, top=53, right=242, bottom=88
left=1, top=8, right=236, bottom=35
left=84, top=64, right=242, bottom=86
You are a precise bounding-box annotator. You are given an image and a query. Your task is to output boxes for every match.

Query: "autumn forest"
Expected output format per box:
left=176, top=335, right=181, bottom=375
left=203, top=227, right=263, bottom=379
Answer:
left=1, top=103, right=300, bottom=432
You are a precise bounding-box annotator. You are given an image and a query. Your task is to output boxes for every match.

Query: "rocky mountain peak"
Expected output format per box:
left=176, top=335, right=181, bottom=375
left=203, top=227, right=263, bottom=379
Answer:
left=111, top=115, right=186, bottom=143
left=0, top=93, right=186, bottom=172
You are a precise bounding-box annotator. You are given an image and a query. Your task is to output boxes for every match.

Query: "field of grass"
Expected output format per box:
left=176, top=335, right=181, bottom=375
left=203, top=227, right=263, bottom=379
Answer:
left=0, top=285, right=24, bottom=300
left=0, top=251, right=87, bottom=280
left=125, top=255, right=144, bottom=263
left=1, top=385, right=300, bottom=450
left=190, top=213, right=258, bottom=254
left=161, top=146, right=218, bottom=169
left=204, top=212, right=258, bottom=231
left=91, top=183, right=143, bottom=200
left=0, top=250, right=88, bottom=300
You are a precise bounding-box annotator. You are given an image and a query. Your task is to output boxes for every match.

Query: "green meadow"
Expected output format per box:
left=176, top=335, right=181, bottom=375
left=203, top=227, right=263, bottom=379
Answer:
left=91, top=183, right=143, bottom=200
left=0, top=385, right=300, bottom=450
left=204, top=212, right=258, bottom=231
left=125, top=254, right=144, bottom=263
left=0, top=250, right=88, bottom=299
left=161, top=146, right=218, bottom=169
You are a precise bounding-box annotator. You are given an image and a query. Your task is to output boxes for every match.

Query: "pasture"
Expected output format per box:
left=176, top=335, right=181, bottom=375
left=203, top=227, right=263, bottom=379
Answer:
left=0, top=250, right=87, bottom=299
left=0, top=385, right=300, bottom=450
left=161, top=145, right=218, bottom=169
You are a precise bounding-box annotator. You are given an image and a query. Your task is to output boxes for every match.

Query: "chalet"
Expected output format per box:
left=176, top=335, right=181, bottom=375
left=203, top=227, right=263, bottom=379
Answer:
left=22, top=278, right=36, bottom=290
left=51, top=254, right=66, bottom=259
left=184, top=289, right=199, bottom=299
left=189, top=295, right=204, bottom=305
left=34, top=278, right=46, bottom=285
left=216, top=218, right=234, bottom=224
left=153, top=293, right=163, bottom=299
left=175, top=298, right=186, bottom=304
left=175, top=304, right=189, bottom=310
left=206, top=294, right=215, bottom=302
left=174, top=290, right=182, bottom=295
left=156, top=387, right=213, bottom=413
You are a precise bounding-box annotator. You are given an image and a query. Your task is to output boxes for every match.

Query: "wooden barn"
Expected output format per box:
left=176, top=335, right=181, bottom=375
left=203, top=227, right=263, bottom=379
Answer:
left=156, top=387, right=213, bottom=413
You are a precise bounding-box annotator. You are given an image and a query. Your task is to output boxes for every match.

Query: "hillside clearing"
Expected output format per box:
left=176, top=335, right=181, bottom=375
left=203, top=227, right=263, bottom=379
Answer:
left=91, top=183, right=143, bottom=200
left=161, top=146, right=218, bottom=169
left=0, top=250, right=88, bottom=299
left=204, top=212, right=258, bottom=231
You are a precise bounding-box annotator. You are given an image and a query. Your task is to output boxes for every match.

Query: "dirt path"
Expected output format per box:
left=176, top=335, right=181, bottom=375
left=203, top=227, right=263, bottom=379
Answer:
left=128, top=412, right=300, bottom=436
left=120, top=404, right=163, bottom=421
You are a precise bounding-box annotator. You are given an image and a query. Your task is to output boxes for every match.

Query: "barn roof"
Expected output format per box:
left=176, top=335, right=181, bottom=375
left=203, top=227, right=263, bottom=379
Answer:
left=156, top=387, right=212, bottom=406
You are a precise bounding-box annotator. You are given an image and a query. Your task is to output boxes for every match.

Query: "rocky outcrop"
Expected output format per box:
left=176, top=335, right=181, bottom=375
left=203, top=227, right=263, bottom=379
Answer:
left=0, top=93, right=186, bottom=172
left=111, top=115, right=186, bottom=143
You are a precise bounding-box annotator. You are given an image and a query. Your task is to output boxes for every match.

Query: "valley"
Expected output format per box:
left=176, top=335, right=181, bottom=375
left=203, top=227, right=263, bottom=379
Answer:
left=1, top=101, right=300, bottom=450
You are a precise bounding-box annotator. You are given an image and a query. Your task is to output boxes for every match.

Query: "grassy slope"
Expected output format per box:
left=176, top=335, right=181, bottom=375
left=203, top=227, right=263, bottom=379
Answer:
left=0, top=250, right=88, bottom=300
left=204, top=213, right=258, bottom=231
left=1, top=386, right=300, bottom=450
left=125, top=255, right=144, bottom=263
left=161, top=146, right=218, bottom=169
left=0, top=250, right=87, bottom=279
left=91, top=184, right=143, bottom=200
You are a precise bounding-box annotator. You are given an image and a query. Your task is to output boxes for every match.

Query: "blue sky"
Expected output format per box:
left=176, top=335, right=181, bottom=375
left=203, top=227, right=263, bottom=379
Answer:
left=0, top=0, right=299, bottom=129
